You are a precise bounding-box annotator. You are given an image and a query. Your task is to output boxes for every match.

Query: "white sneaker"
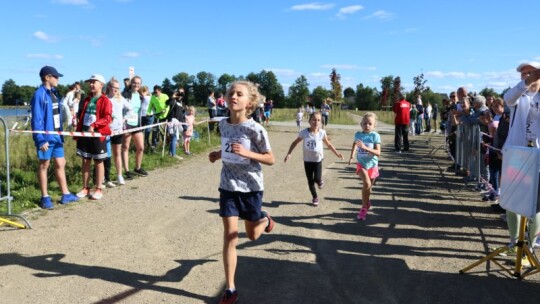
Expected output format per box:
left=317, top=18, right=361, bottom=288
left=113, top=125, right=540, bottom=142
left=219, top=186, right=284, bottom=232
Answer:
left=104, top=181, right=116, bottom=188
left=116, top=175, right=125, bottom=185
left=90, top=189, right=103, bottom=200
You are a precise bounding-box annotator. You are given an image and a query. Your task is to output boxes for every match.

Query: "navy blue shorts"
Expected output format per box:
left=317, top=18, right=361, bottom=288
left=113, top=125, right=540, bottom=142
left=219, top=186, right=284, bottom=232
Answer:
left=219, top=189, right=264, bottom=221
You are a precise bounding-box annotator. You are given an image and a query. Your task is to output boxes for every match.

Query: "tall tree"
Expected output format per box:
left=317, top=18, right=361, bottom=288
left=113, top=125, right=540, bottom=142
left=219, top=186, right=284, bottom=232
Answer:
left=288, top=75, right=310, bottom=108
left=161, top=78, right=174, bottom=96
left=343, top=87, right=355, bottom=98
left=479, top=87, right=499, bottom=98
left=329, top=68, right=343, bottom=101
left=1, top=79, right=19, bottom=105
left=255, top=70, right=285, bottom=107
left=193, top=71, right=216, bottom=106
left=311, top=86, right=330, bottom=108
left=217, top=73, right=236, bottom=94
left=379, top=75, right=394, bottom=109
left=413, top=73, right=429, bottom=97
left=356, top=84, right=379, bottom=110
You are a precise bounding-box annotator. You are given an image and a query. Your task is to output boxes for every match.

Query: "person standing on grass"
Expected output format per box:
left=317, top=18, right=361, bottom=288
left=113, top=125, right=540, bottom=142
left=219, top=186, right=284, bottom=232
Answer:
left=74, top=74, right=112, bottom=200
left=284, top=112, right=344, bottom=206
left=31, top=66, right=79, bottom=209
left=393, top=94, right=411, bottom=152
left=348, top=112, right=381, bottom=221
left=208, top=81, right=275, bottom=304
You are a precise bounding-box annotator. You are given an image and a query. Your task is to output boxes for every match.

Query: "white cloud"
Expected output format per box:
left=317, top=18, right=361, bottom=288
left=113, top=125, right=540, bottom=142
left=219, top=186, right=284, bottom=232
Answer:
left=51, top=0, right=90, bottom=5
left=33, top=31, right=57, bottom=43
left=336, top=5, right=363, bottom=19
left=26, top=53, right=63, bottom=60
left=290, top=3, right=335, bottom=11
left=363, top=10, right=395, bottom=21
left=122, top=52, right=140, bottom=58
left=425, top=71, right=481, bottom=79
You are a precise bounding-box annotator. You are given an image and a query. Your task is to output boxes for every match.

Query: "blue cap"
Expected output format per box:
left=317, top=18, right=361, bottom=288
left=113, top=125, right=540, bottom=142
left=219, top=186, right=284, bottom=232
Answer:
left=39, top=66, right=63, bottom=78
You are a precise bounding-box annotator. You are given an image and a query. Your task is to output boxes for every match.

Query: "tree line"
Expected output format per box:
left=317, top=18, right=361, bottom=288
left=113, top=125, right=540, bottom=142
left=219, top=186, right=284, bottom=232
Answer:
left=0, top=69, right=505, bottom=111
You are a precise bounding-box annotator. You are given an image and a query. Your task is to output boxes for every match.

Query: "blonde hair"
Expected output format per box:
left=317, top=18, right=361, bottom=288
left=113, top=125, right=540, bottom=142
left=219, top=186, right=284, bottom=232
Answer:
left=106, top=77, right=121, bottom=99
left=139, top=85, right=149, bottom=96
left=187, top=106, right=196, bottom=115
left=226, top=81, right=260, bottom=115
left=362, top=112, right=378, bottom=125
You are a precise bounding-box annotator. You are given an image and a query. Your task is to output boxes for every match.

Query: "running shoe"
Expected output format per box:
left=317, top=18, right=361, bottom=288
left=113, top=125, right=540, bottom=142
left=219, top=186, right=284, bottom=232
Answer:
left=124, top=171, right=135, bottom=180
left=60, top=193, right=79, bottom=205
left=357, top=207, right=368, bottom=220
left=116, top=175, right=125, bottom=185
left=492, top=245, right=516, bottom=256
left=317, top=180, right=325, bottom=189
left=104, top=181, right=116, bottom=188
left=134, top=168, right=148, bottom=177
left=40, top=196, right=54, bottom=210
left=90, top=189, right=103, bottom=200
left=312, top=197, right=320, bottom=206
left=262, top=210, right=275, bottom=233
left=219, top=289, right=238, bottom=304
left=76, top=188, right=90, bottom=198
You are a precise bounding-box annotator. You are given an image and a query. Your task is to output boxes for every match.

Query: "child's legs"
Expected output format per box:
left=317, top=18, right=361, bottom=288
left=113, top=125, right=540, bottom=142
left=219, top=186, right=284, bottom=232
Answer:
left=314, top=161, right=322, bottom=184
left=122, top=134, right=132, bottom=172
left=81, top=158, right=92, bottom=188
left=184, top=136, right=191, bottom=152
left=358, top=168, right=372, bottom=207
left=169, top=132, right=177, bottom=155
left=104, top=157, right=111, bottom=182
left=304, top=162, right=318, bottom=199
left=112, top=143, right=122, bottom=176
left=37, top=159, right=51, bottom=196
left=132, top=132, right=144, bottom=169
left=52, top=157, right=69, bottom=194
left=222, top=216, right=239, bottom=290
left=94, top=159, right=104, bottom=188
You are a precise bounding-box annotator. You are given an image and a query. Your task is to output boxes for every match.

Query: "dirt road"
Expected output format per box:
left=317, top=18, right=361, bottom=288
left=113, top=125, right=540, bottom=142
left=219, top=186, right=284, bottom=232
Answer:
left=1, top=121, right=539, bottom=303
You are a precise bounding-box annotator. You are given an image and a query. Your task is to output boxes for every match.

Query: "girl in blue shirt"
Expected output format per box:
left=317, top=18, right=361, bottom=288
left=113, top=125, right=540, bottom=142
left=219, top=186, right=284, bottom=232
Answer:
left=348, top=112, right=381, bottom=220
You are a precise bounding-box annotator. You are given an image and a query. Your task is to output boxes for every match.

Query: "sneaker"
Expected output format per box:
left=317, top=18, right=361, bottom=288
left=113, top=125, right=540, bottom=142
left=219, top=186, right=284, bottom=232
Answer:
left=219, top=289, right=238, bottom=304
left=104, top=181, right=116, bottom=188
left=262, top=210, right=275, bottom=233
left=357, top=207, right=368, bottom=220
left=124, top=171, right=135, bottom=180
left=76, top=188, right=90, bottom=198
left=488, top=194, right=499, bottom=202
left=185, top=151, right=192, bottom=156
left=172, top=155, right=184, bottom=160
left=134, top=167, right=148, bottom=177
left=312, top=197, right=319, bottom=206
left=40, top=196, right=54, bottom=210
left=60, top=193, right=79, bottom=205
left=317, top=180, right=325, bottom=189
left=493, top=245, right=516, bottom=257
left=90, top=189, right=103, bottom=200
left=116, top=175, right=125, bottom=185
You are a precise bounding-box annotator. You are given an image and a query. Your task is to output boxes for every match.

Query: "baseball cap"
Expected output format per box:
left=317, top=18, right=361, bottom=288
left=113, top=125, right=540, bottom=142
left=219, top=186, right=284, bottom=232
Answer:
left=85, top=74, right=106, bottom=84
left=516, top=62, right=540, bottom=72
left=39, top=66, right=63, bottom=78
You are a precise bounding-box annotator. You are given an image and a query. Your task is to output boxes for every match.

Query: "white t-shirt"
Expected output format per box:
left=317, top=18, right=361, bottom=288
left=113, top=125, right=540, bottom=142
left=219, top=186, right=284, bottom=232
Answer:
left=299, top=128, right=326, bottom=162
left=218, top=118, right=272, bottom=192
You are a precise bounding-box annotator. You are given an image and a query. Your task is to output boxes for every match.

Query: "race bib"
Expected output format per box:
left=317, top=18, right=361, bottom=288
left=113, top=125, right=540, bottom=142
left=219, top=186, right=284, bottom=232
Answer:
left=83, top=113, right=97, bottom=127
left=357, top=142, right=374, bottom=158
left=221, top=137, right=251, bottom=165
left=304, top=139, right=317, bottom=151
left=53, top=113, right=61, bottom=129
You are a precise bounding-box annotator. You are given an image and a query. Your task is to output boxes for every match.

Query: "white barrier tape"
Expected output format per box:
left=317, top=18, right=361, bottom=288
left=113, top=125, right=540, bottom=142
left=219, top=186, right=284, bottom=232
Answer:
left=10, top=129, right=104, bottom=137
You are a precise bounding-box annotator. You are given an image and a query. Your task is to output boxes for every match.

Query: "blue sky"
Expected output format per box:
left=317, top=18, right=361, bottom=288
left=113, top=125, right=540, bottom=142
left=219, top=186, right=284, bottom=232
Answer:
left=1, top=0, right=539, bottom=95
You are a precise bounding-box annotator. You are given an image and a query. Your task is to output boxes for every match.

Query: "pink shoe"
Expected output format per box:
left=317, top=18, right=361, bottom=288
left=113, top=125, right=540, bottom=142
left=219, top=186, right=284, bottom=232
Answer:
left=357, top=207, right=368, bottom=220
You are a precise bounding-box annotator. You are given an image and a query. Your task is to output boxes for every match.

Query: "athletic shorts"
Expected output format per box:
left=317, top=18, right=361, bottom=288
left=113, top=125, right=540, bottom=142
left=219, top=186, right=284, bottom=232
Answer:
left=36, top=141, right=64, bottom=160
left=125, top=124, right=142, bottom=134
left=219, top=189, right=264, bottom=221
left=356, top=163, right=380, bottom=180
left=264, top=111, right=271, bottom=118
left=110, top=134, right=123, bottom=145
left=76, top=138, right=108, bottom=160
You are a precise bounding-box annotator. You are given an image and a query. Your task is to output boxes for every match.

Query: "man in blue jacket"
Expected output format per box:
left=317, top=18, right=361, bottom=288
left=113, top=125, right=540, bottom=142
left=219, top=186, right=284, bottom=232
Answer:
left=31, top=66, right=79, bottom=209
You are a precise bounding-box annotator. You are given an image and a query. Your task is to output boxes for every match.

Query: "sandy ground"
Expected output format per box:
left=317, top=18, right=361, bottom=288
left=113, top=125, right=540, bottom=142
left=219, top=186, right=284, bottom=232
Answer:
left=1, top=119, right=540, bottom=304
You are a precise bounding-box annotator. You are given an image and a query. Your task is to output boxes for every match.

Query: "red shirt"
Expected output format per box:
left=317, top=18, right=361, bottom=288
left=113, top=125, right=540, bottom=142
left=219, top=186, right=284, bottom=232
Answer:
left=393, top=99, right=411, bottom=125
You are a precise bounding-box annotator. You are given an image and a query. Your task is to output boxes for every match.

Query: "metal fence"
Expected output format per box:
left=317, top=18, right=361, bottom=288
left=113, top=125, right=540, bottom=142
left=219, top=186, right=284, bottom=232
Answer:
left=455, top=123, right=482, bottom=182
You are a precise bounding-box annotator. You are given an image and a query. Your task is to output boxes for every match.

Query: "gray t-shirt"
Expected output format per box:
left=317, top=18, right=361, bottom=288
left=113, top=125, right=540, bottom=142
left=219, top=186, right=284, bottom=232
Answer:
left=299, top=128, right=326, bottom=162
left=219, top=118, right=272, bottom=192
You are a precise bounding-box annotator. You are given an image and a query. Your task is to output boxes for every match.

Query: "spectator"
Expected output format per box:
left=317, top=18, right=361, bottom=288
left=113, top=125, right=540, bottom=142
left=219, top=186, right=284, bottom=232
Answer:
left=148, top=85, right=169, bottom=151
left=263, top=98, right=273, bottom=127
left=75, top=74, right=112, bottom=200
left=432, top=103, right=439, bottom=133
left=425, top=102, right=432, bottom=132
left=409, top=103, right=418, bottom=136
left=122, top=76, right=148, bottom=179
left=207, top=90, right=217, bottom=131
left=105, top=77, right=131, bottom=186
left=165, top=89, right=186, bottom=159
left=321, top=98, right=331, bottom=128
left=415, top=96, right=424, bottom=134
left=498, top=62, right=540, bottom=255
left=30, top=66, right=79, bottom=209
left=140, top=85, right=153, bottom=151
left=393, top=94, right=411, bottom=152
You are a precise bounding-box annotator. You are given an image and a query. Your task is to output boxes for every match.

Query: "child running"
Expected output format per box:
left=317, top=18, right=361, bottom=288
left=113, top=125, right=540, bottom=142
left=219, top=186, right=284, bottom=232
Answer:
left=348, top=112, right=381, bottom=220
left=284, top=112, right=344, bottom=206
left=208, top=80, right=275, bottom=304
left=295, top=107, right=304, bottom=131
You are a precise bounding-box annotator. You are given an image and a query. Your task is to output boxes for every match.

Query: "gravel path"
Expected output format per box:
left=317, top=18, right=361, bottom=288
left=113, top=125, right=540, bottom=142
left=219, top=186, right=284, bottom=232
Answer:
left=1, top=120, right=539, bottom=304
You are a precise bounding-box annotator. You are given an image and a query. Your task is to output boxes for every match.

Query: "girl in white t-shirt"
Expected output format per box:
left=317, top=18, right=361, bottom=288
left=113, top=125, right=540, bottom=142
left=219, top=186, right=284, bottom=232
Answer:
left=284, top=112, right=344, bottom=206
